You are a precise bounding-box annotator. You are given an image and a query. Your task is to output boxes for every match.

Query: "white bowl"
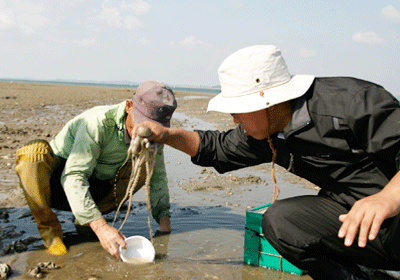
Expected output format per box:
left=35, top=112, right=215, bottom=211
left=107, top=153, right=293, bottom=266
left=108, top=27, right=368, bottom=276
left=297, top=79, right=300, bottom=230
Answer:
left=119, top=236, right=155, bottom=264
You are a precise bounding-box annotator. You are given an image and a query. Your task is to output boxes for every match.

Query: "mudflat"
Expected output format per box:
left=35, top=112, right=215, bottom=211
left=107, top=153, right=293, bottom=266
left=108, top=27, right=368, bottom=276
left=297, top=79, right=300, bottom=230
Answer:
left=0, top=81, right=317, bottom=279
left=0, top=81, right=235, bottom=207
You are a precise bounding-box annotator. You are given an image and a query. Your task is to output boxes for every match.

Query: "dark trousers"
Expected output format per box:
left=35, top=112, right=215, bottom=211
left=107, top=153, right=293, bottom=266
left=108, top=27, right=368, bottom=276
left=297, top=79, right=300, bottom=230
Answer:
left=262, top=195, right=400, bottom=271
left=50, top=157, right=113, bottom=212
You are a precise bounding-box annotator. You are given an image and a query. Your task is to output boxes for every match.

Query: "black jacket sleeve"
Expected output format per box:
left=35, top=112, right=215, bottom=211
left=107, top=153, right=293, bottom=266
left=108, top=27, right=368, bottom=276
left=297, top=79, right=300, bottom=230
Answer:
left=191, top=125, right=273, bottom=174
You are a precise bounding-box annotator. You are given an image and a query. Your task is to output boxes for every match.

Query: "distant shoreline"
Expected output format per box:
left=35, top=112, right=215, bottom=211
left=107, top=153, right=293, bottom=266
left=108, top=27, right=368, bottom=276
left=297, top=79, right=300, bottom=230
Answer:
left=0, top=78, right=221, bottom=95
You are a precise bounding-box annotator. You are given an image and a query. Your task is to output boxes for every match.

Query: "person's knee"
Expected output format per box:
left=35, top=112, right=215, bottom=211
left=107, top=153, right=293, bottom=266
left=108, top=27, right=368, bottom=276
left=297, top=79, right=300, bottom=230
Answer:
left=262, top=200, right=307, bottom=268
left=263, top=200, right=285, bottom=227
left=262, top=199, right=301, bottom=244
left=16, top=139, right=56, bottom=167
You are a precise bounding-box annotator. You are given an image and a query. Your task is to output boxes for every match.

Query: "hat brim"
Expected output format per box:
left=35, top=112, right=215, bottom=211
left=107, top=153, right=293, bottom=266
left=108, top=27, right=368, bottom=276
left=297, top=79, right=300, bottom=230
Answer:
left=133, top=107, right=171, bottom=127
left=207, top=75, right=315, bottom=114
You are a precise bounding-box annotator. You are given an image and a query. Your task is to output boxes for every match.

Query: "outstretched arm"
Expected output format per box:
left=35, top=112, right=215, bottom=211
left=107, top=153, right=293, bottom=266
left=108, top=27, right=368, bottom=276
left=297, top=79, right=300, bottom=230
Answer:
left=134, top=121, right=201, bottom=157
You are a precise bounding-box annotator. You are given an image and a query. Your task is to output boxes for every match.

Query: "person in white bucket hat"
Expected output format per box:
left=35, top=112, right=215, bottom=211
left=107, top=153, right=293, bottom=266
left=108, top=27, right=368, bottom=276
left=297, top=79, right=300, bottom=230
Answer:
left=208, top=45, right=315, bottom=114
left=135, top=45, right=400, bottom=279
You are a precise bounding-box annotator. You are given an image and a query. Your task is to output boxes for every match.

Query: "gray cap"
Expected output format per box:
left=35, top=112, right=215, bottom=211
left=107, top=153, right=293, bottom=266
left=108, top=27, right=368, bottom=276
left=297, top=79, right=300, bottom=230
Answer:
left=133, top=81, right=177, bottom=127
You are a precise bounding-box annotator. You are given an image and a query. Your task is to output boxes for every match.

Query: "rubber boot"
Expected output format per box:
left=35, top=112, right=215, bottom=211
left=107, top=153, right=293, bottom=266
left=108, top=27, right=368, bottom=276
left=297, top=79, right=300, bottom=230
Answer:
left=15, top=140, right=68, bottom=255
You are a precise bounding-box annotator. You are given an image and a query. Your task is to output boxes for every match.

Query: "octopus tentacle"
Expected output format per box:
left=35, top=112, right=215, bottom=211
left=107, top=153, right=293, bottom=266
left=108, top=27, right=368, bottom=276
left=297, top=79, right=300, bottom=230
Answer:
left=112, top=129, right=159, bottom=242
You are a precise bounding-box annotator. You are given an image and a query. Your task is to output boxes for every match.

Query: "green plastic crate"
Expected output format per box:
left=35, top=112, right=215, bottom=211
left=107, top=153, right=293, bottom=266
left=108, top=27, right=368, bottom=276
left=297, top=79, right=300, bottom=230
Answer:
left=244, top=203, right=304, bottom=275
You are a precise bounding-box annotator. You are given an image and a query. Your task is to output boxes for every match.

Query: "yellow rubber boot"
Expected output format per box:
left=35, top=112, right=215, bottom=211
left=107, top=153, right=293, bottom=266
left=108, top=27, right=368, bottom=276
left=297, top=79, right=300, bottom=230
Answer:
left=15, top=140, right=68, bottom=255
left=47, top=236, right=68, bottom=255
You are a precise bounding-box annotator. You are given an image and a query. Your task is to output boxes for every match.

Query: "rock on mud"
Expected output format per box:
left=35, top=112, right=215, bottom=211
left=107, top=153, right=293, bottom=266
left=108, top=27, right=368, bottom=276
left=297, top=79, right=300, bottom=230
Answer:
left=0, top=263, right=12, bottom=279
left=28, top=262, right=59, bottom=278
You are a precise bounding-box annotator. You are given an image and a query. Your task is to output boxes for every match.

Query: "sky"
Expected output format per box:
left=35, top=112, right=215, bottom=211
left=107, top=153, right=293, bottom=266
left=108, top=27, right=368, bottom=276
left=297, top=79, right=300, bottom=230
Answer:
left=0, top=0, right=399, bottom=94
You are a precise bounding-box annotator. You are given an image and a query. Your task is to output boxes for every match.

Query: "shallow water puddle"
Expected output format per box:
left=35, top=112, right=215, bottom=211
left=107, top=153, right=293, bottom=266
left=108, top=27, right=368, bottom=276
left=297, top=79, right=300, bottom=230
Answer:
left=0, top=202, right=307, bottom=279
left=0, top=112, right=314, bottom=279
left=0, top=150, right=315, bottom=279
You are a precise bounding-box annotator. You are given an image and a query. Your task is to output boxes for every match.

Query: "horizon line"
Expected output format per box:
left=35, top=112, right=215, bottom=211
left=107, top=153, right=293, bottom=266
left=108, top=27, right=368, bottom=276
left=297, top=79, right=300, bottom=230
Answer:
left=0, top=77, right=221, bottom=89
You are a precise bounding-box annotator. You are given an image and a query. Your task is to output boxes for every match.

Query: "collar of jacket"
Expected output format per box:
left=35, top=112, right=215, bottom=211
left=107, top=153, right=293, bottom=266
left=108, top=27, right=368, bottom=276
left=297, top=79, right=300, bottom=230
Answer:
left=282, top=95, right=312, bottom=139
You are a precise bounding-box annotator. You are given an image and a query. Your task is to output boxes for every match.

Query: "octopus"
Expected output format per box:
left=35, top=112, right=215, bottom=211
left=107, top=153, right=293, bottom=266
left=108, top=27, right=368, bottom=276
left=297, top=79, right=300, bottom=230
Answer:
left=112, top=126, right=159, bottom=242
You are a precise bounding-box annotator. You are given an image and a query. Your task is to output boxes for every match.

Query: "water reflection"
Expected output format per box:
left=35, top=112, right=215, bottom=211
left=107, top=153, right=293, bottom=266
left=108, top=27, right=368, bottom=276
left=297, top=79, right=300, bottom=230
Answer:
left=0, top=201, right=307, bottom=279
left=0, top=109, right=313, bottom=279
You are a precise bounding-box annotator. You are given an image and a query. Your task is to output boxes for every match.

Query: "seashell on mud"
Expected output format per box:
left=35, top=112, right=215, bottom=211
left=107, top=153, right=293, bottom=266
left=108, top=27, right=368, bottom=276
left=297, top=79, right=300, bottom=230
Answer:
left=27, top=262, right=59, bottom=278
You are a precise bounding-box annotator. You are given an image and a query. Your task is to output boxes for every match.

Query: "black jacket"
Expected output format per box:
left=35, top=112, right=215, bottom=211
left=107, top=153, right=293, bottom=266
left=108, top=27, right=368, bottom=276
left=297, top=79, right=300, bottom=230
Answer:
left=191, top=77, right=400, bottom=207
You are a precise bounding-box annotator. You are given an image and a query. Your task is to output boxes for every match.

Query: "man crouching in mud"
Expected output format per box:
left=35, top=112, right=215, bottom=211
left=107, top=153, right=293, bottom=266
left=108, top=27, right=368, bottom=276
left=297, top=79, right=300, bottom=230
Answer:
left=15, top=81, right=176, bottom=258
left=135, top=45, right=400, bottom=279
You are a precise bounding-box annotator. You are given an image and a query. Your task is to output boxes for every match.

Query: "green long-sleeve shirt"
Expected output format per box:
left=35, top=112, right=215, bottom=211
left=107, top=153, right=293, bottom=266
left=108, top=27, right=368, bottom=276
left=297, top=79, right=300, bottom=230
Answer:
left=50, top=101, right=170, bottom=225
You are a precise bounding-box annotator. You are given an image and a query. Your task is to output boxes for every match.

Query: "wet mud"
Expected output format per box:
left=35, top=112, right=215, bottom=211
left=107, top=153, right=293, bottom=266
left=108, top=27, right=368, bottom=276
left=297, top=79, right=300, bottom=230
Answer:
left=0, top=82, right=322, bottom=279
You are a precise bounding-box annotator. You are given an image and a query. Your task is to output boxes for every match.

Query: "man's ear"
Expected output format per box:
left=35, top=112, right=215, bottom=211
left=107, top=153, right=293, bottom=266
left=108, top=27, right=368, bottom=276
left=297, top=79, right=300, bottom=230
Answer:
left=125, top=99, right=133, bottom=113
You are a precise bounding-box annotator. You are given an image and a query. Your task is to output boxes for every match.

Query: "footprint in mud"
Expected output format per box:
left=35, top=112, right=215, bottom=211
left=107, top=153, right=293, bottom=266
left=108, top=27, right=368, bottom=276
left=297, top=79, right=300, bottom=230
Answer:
left=0, top=209, right=43, bottom=256
left=172, top=207, right=201, bottom=216
left=0, top=225, right=25, bottom=239
left=103, top=202, right=149, bottom=223
left=0, top=235, right=42, bottom=256
left=0, top=211, right=9, bottom=221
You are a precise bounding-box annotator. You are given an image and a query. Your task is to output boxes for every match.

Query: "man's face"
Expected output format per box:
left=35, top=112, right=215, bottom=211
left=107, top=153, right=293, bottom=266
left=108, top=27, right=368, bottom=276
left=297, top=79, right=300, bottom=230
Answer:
left=231, top=109, right=270, bottom=140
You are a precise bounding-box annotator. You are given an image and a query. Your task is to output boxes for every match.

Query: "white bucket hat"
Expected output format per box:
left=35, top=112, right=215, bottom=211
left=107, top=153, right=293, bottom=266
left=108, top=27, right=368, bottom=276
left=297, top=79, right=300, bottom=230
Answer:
left=207, top=45, right=315, bottom=113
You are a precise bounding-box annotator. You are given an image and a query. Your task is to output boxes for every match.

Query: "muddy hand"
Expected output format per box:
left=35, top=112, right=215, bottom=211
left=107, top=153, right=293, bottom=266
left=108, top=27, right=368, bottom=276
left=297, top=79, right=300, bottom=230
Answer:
left=134, top=122, right=168, bottom=144
left=137, top=125, right=160, bottom=153
left=130, top=126, right=154, bottom=156
left=90, top=218, right=126, bottom=259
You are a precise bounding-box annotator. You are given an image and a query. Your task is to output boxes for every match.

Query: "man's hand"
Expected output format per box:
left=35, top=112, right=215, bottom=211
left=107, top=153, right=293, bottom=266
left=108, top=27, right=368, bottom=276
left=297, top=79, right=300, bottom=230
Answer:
left=133, top=121, right=169, bottom=144
left=134, top=121, right=201, bottom=157
left=90, top=217, right=126, bottom=259
left=338, top=191, right=400, bottom=248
